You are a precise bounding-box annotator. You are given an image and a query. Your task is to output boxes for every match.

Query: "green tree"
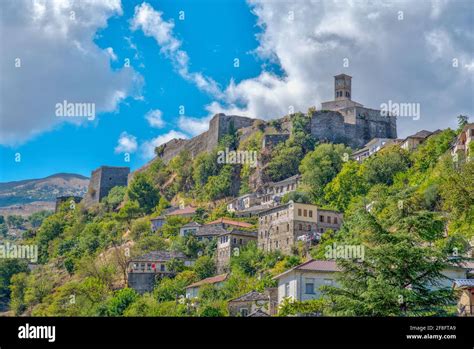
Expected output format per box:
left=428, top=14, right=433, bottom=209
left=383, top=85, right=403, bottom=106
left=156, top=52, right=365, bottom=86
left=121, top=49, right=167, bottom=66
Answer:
left=127, top=173, right=160, bottom=214
left=322, top=208, right=455, bottom=316
left=266, top=144, right=303, bottom=182
left=102, top=288, right=138, bottom=316
left=324, top=161, right=367, bottom=211
left=103, top=186, right=127, bottom=210
left=300, top=143, right=351, bottom=203
left=193, top=256, right=216, bottom=279
left=361, top=145, right=411, bottom=186
left=0, top=259, right=28, bottom=310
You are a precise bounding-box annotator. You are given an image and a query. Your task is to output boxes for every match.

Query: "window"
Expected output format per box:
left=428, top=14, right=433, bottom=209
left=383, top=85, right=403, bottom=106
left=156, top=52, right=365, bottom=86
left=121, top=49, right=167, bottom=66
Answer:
left=327, top=216, right=331, bottom=224
left=287, top=238, right=289, bottom=245
left=239, top=239, right=242, bottom=245
left=334, top=217, right=338, bottom=224
left=324, top=279, right=334, bottom=286
left=303, top=209, right=307, bottom=217
left=320, top=215, right=324, bottom=222
left=299, top=223, right=302, bottom=230
left=298, top=208, right=302, bottom=216
left=233, top=238, right=237, bottom=244
left=287, top=223, right=290, bottom=231
left=240, top=308, right=249, bottom=317
left=285, top=283, right=290, bottom=297
left=309, top=210, right=313, bottom=218
left=307, top=224, right=311, bottom=231
left=276, top=241, right=279, bottom=248
left=305, top=278, right=315, bottom=294
left=160, top=264, right=165, bottom=272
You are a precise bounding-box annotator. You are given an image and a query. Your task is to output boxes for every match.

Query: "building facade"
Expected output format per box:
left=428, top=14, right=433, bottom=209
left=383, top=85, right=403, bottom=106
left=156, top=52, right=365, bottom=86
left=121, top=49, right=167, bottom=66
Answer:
left=216, top=229, right=257, bottom=273
left=227, top=288, right=278, bottom=316
left=127, top=250, right=194, bottom=294
left=273, top=259, right=340, bottom=306
left=258, top=202, right=343, bottom=254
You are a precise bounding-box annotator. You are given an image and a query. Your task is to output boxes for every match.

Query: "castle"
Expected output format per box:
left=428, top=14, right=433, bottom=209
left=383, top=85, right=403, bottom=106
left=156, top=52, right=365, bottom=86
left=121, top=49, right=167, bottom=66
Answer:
left=152, top=74, right=396, bottom=165
left=83, top=166, right=130, bottom=207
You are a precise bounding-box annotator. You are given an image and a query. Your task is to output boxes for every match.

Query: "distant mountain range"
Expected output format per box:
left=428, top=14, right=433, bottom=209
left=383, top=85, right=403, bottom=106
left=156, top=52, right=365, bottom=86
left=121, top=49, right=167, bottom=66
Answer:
left=0, top=173, right=89, bottom=208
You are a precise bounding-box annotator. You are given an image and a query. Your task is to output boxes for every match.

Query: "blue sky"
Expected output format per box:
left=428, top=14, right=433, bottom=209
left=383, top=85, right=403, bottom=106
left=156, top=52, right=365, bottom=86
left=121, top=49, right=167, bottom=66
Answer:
left=1, top=0, right=473, bottom=182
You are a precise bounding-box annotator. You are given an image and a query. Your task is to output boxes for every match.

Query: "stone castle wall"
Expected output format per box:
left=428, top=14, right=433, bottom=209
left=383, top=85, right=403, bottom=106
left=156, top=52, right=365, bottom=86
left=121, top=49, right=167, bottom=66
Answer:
left=158, top=113, right=256, bottom=164
left=84, top=166, right=129, bottom=207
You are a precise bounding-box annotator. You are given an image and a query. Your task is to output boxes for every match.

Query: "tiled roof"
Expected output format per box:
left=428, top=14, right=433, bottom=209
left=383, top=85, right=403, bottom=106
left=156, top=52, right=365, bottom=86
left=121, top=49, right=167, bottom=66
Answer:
left=205, top=218, right=253, bottom=228
left=273, top=259, right=340, bottom=280
left=196, top=225, right=227, bottom=237
left=229, top=290, right=268, bottom=303
left=166, top=206, right=197, bottom=216
left=187, top=273, right=228, bottom=288
left=409, top=130, right=433, bottom=139
left=247, top=309, right=270, bottom=317
left=453, top=279, right=474, bottom=288
left=131, top=250, right=187, bottom=262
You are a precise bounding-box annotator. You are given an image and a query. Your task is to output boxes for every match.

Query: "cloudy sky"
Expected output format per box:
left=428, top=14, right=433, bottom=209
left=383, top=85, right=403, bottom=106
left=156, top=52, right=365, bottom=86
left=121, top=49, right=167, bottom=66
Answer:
left=0, top=0, right=472, bottom=182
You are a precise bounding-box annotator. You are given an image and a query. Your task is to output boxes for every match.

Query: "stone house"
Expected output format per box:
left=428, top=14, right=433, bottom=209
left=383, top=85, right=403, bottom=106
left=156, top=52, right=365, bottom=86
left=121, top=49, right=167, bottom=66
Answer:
left=185, top=273, right=229, bottom=299
left=150, top=216, right=166, bottom=232
left=400, top=130, right=435, bottom=151
left=258, top=201, right=343, bottom=254
left=227, top=193, right=260, bottom=212
left=179, top=222, right=201, bottom=237
left=453, top=279, right=474, bottom=316
left=351, top=138, right=398, bottom=162
left=127, top=250, right=194, bottom=294
left=216, top=229, right=257, bottom=273
left=273, top=259, right=340, bottom=306
left=452, top=123, right=474, bottom=160
left=258, top=174, right=302, bottom=206
left=227, top=288, right=278, bottom=316
left=195, top=225, right=227, bottom=242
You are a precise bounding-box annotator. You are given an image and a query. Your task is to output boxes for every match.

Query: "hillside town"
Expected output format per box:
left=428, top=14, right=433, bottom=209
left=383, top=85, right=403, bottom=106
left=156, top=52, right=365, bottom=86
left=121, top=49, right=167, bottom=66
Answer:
left=22, top=75, right=471, bottom=317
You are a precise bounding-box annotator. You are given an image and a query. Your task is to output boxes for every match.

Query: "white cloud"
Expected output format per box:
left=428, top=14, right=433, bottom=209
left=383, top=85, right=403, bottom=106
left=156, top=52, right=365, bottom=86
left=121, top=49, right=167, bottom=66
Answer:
left=178, top=115, right=211, bottom=136
left=140, top=130, right=188, bottom=160
left=0, top=0, right=142, bottom=146
left=115, top=132, right=137, bottom=153
left=145, top=109, right=165, bottom=128
left=130, top=2, right=223, bottom=98
left=203, top=0, right=473, bottom=137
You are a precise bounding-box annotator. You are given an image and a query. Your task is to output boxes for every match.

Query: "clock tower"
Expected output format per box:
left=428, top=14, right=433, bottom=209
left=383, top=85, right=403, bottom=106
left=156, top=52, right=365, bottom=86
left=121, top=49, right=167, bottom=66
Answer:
left=334, top=74, right=352, bottom=101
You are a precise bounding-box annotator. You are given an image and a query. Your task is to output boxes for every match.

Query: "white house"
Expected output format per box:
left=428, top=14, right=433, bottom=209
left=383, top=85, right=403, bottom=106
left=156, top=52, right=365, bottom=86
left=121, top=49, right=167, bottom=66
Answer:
left=272, top=259, right=340, bottom=304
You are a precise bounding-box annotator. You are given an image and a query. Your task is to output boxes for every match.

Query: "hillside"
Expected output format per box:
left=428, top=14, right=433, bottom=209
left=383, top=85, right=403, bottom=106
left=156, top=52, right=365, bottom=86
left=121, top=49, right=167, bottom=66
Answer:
left=0, top=116, right=472, bottom=317
left=0, top=173, right=89, bottom=208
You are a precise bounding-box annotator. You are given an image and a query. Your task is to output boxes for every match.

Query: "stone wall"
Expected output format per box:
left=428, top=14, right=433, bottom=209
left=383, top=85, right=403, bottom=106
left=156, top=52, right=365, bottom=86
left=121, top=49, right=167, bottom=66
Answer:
left=84, top=166, right=129, bottom=207
left=157, top=113, right=256, bottom=164
left=310, top=108, right=397, bottom=149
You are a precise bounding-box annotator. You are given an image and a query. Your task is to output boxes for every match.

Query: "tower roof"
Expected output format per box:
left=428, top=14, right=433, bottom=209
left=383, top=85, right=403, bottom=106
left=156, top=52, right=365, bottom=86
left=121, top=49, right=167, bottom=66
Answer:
left=334, top=73, right=352, bottom=79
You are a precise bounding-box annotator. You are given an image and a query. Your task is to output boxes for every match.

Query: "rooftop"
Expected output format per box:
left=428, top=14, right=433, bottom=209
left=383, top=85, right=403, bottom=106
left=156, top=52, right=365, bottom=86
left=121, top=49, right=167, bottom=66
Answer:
left=187, top=273, right=228, bottom=288
left=182, top=221, right=202, bottom=228
left=229, top=290, right=268, bottom=303
left=273, top=259, right=340, bottom=280
left=248, top=309, right=270, bottom=317
left=453, top=279, right=474, bottom=289
left=205, top=218, right=253, bottom=228
left=196, top=225, right=227, bottom=237
left=130, top=250, right=187, bottom=262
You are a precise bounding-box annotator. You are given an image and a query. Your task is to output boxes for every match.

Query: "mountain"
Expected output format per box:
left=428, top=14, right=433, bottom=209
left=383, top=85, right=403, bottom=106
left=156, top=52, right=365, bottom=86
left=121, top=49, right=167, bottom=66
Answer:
left=0, top=173, right=89, bottom=208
